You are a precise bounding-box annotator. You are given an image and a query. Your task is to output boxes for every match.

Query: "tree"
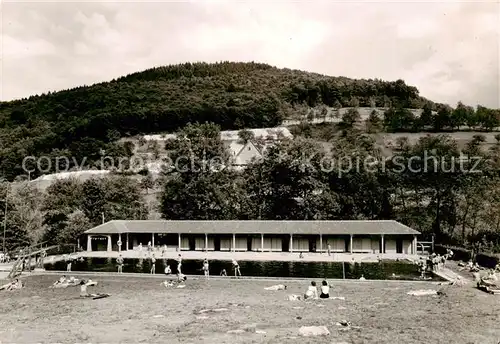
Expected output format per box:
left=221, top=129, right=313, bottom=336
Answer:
left=319, top=105, right=329, bottom=122
left=141, top=172, right=155, bottom=194
left=238, top=129, right=255, bottom=144
left=339, top=108, right=361, bottom=131
left=450, top=102, right=472, bottom=130
left=419, top=103, right=433, bottom=129
left=366, top=110, right=382, bottom=133
left=433, top=106, right=452, bottom=131
left=57, top=210, right=91, bottom=245
left=0, top=182, right=38, bottom=251
left=82, top=179, right=106, bottom=225
left=244, top=138, right=337, bottom=220
left=161, top=123, right=242, bottom=219
left=477, top=105, right=499, bottom=131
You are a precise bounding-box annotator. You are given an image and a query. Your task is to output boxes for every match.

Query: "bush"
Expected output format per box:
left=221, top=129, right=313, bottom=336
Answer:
left=434, top=244, right=471, bottom=262
left=435, top=244, right=499, bottom=268
left=475, top=253, right=499, bottom=269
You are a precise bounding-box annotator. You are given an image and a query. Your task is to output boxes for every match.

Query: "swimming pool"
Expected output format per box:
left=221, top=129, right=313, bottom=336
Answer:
left=44, top=257, right=444, bottom=281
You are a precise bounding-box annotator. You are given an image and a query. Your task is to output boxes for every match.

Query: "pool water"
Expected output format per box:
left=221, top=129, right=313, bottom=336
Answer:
left=45, top=258, right=444, bottom=281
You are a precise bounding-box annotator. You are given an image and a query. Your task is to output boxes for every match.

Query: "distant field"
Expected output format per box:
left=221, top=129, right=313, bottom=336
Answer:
left=1, top=274, right=499, bottom=343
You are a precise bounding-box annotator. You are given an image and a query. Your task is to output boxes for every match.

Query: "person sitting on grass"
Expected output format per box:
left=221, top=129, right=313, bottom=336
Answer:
left=320, top=280, right=330, bottom=299
left=0, top=279, right=24, bottom=291
left=304, top=281, right=318, bottom=300
left=162, top=280, right=175, bottom=288
left=51, top=276, right=79, bottom=288
left=164, top=264, right=172, bottom=275
left=177, top=273, right=187, bottom=283
left=79, top=279, right=106, bottom=298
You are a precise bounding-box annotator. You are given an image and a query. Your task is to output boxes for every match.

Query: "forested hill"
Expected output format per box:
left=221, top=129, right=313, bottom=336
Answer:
left=0, top=61, right=429, bottom=180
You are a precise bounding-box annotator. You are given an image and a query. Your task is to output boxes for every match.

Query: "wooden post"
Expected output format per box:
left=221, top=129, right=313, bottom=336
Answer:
left=232, top=234, right=236, bottom=252
left=87, top=235, right=92, bottom=252
left=319, top=234, right=323, bottom=254
left=27, top=247, right=32, bottom=272
left=349, top=234, right=353, bottom=254
left=205, top=233, right=208, bottom=251
left=126, top=233, right=129, bottom=251
left=290, top=234, right=293, bottom=253
left=261, top=234, right=264, bottom=252
left=178, top=233, right=181, bottom=251
left=413, top=235, right=417, bottom=255
left=107, top=235, right=112, bottom=252
left=342, top=261, right=345, bottom=279
left=151, top=233, right=155, bottom=250
left=381, top=234, right=385, bottom=254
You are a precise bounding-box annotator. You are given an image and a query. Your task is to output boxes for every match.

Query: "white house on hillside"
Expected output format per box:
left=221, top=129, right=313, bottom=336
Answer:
left=143, top=127, right=292, bottom=170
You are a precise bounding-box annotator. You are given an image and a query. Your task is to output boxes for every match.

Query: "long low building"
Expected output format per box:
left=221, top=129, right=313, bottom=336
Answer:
left=84, top=220, right=420, bottom=255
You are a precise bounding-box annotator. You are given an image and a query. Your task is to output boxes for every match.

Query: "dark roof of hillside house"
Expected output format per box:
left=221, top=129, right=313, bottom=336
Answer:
left=84, top=220, right=420, bottom=236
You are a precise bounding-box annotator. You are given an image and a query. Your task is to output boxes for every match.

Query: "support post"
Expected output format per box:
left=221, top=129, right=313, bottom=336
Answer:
left=261, top=234, right=264, bottom=252
left=381, top=234, right=385, bottom=254
left=413, top=235, right=417, bottom=255
left=118, top=233, right=122, bottom=252
left=151, top=233, right=155, bottom=250
left=107, top=235, right=112, bottom=252
left=87, top=235, right=92, bottom=252
left=232, top=234, right=236, bottom=252
left=349, top=234, right=353, bottom=254
left=290, top=234, right=293, bottom=253
left=319, top=234, right=323, bottom=254
left=126, top=233, right=129, bottom=251
left=178, top=233, right=181, bottom=251
left=205, top=233, right=208, bottom=251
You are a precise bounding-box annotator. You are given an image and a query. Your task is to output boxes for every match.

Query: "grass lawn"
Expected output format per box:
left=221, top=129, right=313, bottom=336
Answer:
left=1, top=274, right=499, bottom=344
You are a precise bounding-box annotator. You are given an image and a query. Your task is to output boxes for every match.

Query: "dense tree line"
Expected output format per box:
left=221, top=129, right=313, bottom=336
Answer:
left=0, top=62, right=434, bottom=181
left=0, top=175, right=148, bottom=251
left=160, top=123, right=500, bottom=254
left=382, top=103, right=500, bottom=132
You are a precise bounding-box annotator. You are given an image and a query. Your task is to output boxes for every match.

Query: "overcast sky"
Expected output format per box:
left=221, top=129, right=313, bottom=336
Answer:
left=1, top=0, right=499, bottom=108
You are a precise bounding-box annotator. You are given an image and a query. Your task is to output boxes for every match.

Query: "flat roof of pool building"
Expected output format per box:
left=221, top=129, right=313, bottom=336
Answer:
left=84, top=220, right=420, bottom=236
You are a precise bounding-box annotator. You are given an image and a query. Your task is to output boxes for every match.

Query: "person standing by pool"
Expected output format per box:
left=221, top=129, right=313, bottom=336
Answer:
left=117, top=254, right=124, bottom=274
left=150, top=254, right=156, bottom=274
left=232, top=259, right=241, bottom=277
left=40, top=249, right=47, bottom=268
left=177, top=254, right=182, bottom=274
left=202, top=258, right=209, bottom=279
